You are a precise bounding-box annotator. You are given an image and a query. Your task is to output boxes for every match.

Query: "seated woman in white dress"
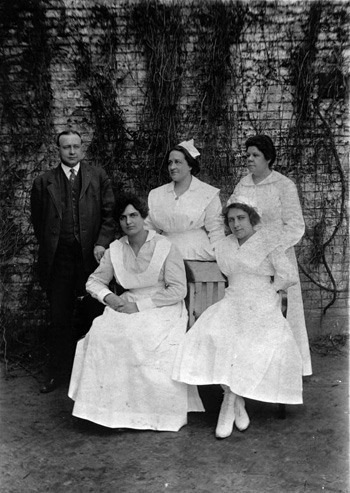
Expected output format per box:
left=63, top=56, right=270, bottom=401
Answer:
left=144, top=139, right=225, bottom=260
left=68, top=194, right=204, bottom=431
left=172, top=196, right=303, bottom=439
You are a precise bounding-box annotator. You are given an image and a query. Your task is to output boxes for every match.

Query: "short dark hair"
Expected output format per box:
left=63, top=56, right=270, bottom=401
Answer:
left=56, top=130, right=82, bottom=147
left=114, top=193, right=149, bottom=223
left=165, top=145, right=200, bottom=176
left=222, top=202, right=261, bottom=228
left=245, top=134, right=276, bottom=167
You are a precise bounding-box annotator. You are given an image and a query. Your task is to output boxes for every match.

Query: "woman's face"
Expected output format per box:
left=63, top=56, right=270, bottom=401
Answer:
left=168, top=150, right=192, bottom=183
left=246, top=146, right=270, bottom=177
left=227, top=207, right=254, bottom=243
left=119, top=204, right=145, bottom=237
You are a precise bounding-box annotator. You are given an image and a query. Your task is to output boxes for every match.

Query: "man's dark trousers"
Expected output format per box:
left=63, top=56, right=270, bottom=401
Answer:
left=47, top=240, right=103, bottom=380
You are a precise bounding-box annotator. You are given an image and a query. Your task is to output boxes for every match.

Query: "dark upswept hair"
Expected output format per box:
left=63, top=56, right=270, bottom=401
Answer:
left=222, top=202, right=261, bottom=228
left=114, top=193, right=149, bottom=222
left=56, top=130, right=82, bottom=146
left=245, top=134, right=276, bottom=168
left=165, top=145, right=200, bottom=176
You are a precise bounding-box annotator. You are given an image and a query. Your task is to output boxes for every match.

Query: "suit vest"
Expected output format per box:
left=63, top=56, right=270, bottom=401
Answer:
left=59, top=167, right=81, bottom=244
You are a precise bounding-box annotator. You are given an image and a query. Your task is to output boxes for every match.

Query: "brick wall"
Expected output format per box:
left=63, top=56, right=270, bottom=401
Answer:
left=0, top=0, right=348, bottom=345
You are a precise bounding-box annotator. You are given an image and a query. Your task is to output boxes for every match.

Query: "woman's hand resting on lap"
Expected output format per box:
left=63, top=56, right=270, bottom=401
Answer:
left=104, top=294, right=138, bottom=314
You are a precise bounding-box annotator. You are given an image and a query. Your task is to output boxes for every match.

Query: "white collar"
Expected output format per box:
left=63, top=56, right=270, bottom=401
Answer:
left=241, top=170, right=282, bottom=186
left=123, top=229, right=156, bottom=245
left=61, top=162, right=80, bottom=180
left=166, top=175, right=201, bottom=193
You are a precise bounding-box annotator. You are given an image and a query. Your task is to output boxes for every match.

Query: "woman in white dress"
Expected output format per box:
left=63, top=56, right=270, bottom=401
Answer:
left=228, top=135, right=312, bottom=376
left=69, top=194, right=204, bottom=431
left=144, top=139, right=225, bottom=260
left=173, top=197, right=303, bottom=439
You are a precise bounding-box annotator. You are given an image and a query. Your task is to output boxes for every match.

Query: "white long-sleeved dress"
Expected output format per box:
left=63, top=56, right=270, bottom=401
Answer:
left=68, top=230, right=204, bottom=431
left=229, top=171, right=312, bottom=376
left=144, top=176, right=225, bottom=260
left=173, top=230, right=303, bottom=405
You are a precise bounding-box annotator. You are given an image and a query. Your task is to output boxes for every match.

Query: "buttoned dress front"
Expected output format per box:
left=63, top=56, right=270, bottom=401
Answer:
left=68, top=230, right=204, bottom=431
left=145, top=176, right=225, bottom=260
left=229, top=171, right=312, bottom=376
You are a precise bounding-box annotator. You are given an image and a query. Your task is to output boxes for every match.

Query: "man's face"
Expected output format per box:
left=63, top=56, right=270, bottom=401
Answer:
left=58, top=134, right=83, bottom=167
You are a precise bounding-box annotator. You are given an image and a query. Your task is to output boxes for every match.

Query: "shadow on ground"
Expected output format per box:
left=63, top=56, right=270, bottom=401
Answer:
left=0, top=338, right=348, bottom=493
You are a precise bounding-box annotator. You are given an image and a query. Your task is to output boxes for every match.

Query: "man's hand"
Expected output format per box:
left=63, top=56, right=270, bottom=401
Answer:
left=94, top=245, right=106, bottom=263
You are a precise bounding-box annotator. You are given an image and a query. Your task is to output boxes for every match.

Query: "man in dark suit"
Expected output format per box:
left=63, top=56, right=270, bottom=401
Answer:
left=31, top=130, right=115, bottom=393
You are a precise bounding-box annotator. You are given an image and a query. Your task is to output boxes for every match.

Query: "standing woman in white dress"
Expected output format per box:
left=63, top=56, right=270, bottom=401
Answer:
left=144, top=139, right=225, bottom=260
left=228, top=135, right=312, bottom=376
left=68, top=194, right=204, bottom=431
left=173, top=197, right=303, bottom=439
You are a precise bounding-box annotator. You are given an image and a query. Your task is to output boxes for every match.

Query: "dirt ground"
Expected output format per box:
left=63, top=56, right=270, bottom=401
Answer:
left=0, top=337, right=348, bottom=493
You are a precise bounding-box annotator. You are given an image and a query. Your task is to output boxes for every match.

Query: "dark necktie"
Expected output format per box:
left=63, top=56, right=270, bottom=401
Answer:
left=69, top=168, right=76, bottom=185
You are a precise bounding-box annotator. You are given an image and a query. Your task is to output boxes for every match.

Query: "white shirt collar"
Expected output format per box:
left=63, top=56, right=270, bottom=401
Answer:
left=242, top=170, right=281, bottom=186
left=123, top=229, right=156, bottom=245
left=61, top=162, right=80, bottom=180
left=166, top=175, right=200, bottom=193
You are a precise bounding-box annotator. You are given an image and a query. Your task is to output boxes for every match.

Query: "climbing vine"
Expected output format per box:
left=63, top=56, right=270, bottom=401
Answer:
left=0, top=0, right=54, bottom=362
left=285, top=1, right=348, bottom=313
left=190, top=1, right=248, bottom=185
left=0, top=0, right=348, bottom=366
left=61, top=4, right=128, bottom=194
left=128, top=0, right=185, bottom=189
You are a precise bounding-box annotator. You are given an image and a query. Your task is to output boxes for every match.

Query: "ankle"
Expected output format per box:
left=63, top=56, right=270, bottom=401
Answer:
left=215, top=388, right=236, bottom=439
left=234, top=396, right=250, bottom=432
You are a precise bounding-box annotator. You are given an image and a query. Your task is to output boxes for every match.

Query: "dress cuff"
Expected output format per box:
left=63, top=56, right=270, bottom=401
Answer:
left=136, top=297, right=155, bottom=311
left=98, top=288, right=114, bottom=304
left=273, top=275, right=296, bottom=292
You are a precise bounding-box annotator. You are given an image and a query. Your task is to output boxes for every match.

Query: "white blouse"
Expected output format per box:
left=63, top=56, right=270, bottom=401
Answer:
left=144, top=176, right=225, bottom=260
left=230, top=171, right=305, bottom=250
left=86, top=230, right=187, bottom=312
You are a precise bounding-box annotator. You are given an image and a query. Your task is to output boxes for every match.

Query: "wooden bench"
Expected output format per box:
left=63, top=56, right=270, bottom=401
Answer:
left=184, top=260, right=227, bottom=329
left=184, top=259, right=287, bottom=419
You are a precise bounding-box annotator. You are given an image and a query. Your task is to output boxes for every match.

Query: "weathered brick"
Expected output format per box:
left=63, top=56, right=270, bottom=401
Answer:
left=0, top=0, right=348, bottom=338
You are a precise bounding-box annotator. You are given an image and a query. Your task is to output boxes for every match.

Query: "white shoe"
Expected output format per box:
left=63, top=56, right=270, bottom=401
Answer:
left=234, top=396, right=250, bottom=431
left=215, top=388, right=236, bottom=439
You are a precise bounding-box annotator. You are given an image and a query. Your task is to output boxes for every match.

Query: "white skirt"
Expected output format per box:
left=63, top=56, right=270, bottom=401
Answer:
left=173, top=280, right=303, bottom=405
left=69, top=303, right=204, bottom=431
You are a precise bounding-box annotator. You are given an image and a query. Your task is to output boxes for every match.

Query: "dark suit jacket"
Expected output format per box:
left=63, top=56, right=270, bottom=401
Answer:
left=30, top=162, right=115, bottom=289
